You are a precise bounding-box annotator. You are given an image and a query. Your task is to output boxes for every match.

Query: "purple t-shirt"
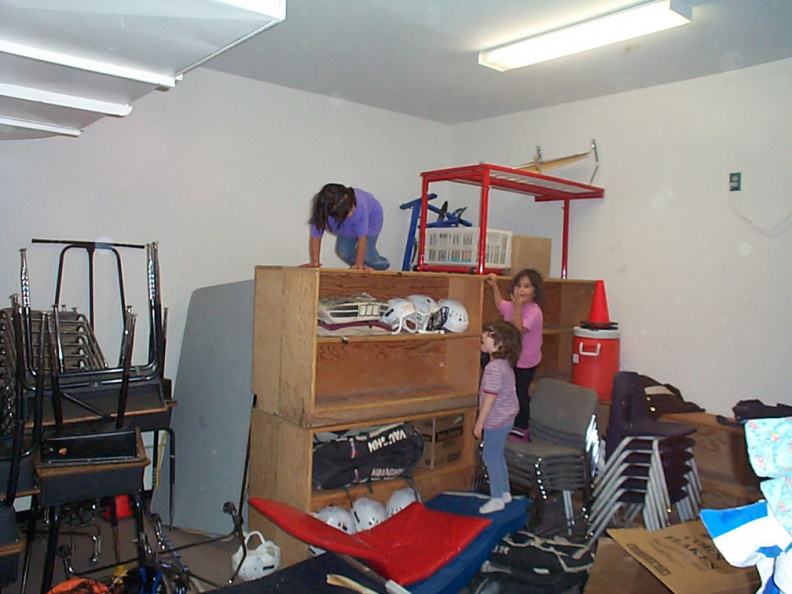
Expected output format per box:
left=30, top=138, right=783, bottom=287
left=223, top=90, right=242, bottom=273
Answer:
left=497, top=300, right=543, bottom=369
left=310, top=188, right=384, bottom=239
left=479, top=358, right=519, bottom=430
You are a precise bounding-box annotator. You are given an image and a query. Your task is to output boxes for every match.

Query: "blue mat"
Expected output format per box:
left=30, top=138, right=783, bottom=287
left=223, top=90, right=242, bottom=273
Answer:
left=410, top=491, right=530, bottom=594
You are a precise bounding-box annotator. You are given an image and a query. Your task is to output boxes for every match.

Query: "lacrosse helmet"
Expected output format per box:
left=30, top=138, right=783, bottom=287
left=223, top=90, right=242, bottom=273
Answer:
left=315, top=505, right=357, bottom=534
left=386, top=488, right=421, bottom=518
left=381, top=298, right=418, bottom=334
left=351, top=497, right=387, bottom=531
left=309, top=505, right=357, bottom=556
left=407, top=295, right=448, bottom=333
left=231, top=531, right=281, bottom=580
left=437, top=298, right=469, bottom=333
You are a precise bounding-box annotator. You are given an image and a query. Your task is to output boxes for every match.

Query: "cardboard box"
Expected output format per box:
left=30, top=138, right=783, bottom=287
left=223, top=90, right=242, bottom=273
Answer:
left=586, top=538, right=672, bottom=594
left=508, top=236, right=551, bottom=279
left=414, top=415, right=464, bottom=470
left=600, top=520, right=760, bottom=594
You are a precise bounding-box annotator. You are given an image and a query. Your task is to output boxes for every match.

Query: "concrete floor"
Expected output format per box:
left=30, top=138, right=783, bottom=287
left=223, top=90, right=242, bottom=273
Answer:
left=3, top=485, right=756, bottom=594
left=4, top=499, right=243, bottom=594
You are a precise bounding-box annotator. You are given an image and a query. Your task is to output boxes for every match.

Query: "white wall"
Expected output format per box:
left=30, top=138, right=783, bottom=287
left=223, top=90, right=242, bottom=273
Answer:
left=0, top=68, right=453, bottom=378
left=2, top=59, right=790, bottom=418
left=450, top=57, right=792, bottom=415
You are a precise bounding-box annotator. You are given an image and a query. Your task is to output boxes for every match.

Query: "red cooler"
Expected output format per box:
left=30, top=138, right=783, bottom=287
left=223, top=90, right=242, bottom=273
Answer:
left=571, top=326, right=620, bottom=402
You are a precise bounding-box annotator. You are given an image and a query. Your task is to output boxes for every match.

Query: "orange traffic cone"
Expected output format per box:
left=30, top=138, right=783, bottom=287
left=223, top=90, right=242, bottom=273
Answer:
left=585, top=280, right=617, bottom=329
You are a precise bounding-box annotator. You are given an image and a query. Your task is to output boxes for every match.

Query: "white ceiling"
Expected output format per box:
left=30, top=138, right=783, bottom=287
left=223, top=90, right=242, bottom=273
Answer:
left=0, top=0, right=285, bottom=140
left=204, top=0, right=792, bottom=124
left=3, top=1, right=791, bottom=140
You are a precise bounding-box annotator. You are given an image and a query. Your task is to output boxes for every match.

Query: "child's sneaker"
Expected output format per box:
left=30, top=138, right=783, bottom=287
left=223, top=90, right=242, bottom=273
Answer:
left=508, top=427, right=529, bottom=442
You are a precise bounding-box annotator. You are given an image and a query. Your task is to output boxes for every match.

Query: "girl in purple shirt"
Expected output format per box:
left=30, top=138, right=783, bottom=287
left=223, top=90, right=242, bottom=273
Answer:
left=301, top=183, right=390, bottom=271
left=486, top=269, right=544, bottom=441
left=475, top=319, right=522, bottom=514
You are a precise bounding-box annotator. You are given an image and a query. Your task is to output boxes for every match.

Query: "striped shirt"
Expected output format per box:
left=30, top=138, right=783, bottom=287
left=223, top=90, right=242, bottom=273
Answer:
left=479, top=358, right=519, bottom=430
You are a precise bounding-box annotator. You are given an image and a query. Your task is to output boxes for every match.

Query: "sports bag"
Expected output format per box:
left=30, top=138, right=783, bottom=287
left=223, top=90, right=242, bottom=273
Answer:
left=471, top=530, right=594, bottom=593
left=312, top=422, right=425, bottom=490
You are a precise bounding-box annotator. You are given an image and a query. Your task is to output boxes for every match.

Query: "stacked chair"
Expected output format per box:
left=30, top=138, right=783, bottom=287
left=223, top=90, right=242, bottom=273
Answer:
left=505, top=378, right=601, bottom=535
left=0, top=240, right=175, bottom=592
left=587, top=371, right=702, bottom=542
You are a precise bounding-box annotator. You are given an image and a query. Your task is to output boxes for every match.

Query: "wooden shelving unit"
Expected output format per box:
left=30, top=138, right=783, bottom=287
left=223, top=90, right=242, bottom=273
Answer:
left=248, top=267, right=596, bottom=567
left=249, top=267, right=483, bottom=566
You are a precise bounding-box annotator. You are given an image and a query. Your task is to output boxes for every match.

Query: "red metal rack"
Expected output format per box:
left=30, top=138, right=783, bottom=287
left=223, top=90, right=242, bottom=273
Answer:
left=416, top=163, right=605, bottom=278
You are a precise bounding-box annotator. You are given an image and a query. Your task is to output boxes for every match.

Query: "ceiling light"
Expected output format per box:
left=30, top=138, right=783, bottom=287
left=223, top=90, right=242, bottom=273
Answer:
left=479, top=0, right=691, bottom=72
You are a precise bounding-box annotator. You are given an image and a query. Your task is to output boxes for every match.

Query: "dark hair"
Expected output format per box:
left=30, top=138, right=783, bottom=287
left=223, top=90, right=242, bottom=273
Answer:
left=482, top=319, right=522, bottom=367
left=309, top=183, right=357, bottom=232
left=513, top=268, right=544, bottom=307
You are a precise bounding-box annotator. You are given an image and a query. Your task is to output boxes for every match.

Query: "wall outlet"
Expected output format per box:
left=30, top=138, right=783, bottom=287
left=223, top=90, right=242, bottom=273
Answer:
left=730, top=172, right=742, bottom=192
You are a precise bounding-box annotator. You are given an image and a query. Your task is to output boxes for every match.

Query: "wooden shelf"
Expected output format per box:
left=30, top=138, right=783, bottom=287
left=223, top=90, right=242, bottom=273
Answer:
left=310, top=386, right=477, bottom=428
left=248, top=267, right=596, bottom=568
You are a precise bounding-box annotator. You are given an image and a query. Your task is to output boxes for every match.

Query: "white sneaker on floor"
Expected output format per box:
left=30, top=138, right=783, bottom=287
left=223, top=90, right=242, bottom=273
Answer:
left=502, top=493, right=512, bottom=504
left=479, top=498, right=505, bottom=514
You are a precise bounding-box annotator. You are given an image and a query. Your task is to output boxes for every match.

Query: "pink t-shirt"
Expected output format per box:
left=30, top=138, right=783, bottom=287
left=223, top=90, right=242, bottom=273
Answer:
left=497, top=300, right=543, bottom=369
left=479, top=358, right=519, bottom=430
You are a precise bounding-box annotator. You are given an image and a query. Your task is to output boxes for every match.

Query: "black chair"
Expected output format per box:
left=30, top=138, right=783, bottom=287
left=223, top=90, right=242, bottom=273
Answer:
left=587, top=371, right=701, bottom=542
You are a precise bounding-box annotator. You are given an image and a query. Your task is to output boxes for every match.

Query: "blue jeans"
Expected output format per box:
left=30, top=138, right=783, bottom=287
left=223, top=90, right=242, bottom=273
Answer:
left=482, top=422, right=513, bottom=499
left=335, top=234, right=390, bottom=270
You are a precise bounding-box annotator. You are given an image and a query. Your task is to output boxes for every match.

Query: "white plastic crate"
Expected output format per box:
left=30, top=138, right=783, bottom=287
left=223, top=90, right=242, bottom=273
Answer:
left=424, top=227, right=513, bottom=269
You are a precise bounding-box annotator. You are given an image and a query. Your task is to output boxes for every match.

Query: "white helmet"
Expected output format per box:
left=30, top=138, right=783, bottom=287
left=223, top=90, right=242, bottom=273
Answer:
left=231, top=531, right=281, bottom=580
left=309, top=505, right=357, bottom=556
left=386, top=488, right=421, bottom=518
left=351, top=497, right=387, bottom=532
left=438, top=298, right=469, bottom=333
left=380, top=298, right=418, bottom=334
left=407, top=295, right=448, bottom=333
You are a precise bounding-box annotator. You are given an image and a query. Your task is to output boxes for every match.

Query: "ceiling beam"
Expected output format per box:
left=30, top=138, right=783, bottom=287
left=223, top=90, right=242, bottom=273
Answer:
left=0, top=115, right=82, bottom=137
left=0, top=83, right=133, bottom=116
left=0, top=40, right=179, bottom=88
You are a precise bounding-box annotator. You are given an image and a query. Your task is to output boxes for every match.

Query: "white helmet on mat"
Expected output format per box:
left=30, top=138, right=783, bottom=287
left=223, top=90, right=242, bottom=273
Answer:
left=438, top=298, right=469, bottom=333
left=309, top=505, right=357, bottom=556
left=381, top=298, right=418, bottom=334
left=352, top=497, right=387, bottom=531
left=407, top=295, right=448, bottom=333
left=386, top=488, right=421, bottom=518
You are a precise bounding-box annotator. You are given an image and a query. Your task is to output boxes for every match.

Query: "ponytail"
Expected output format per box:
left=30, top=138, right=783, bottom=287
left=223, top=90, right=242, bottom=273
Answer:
left=309, top=184, right=356, bottom=232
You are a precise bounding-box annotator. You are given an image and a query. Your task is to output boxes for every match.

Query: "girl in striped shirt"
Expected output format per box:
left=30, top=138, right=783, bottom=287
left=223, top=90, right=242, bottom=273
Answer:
left=474, top=319, right=522, bottom=514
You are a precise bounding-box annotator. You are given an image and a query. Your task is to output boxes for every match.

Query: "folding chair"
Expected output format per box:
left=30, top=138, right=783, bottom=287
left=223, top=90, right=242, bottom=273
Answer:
left=505, top=378, right=600, bottom=534
left=586, top=372, right=701, bottom=543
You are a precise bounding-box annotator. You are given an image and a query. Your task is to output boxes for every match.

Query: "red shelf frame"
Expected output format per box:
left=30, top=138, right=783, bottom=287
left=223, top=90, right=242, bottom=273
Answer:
left=416, top=163, right=605, bottom=278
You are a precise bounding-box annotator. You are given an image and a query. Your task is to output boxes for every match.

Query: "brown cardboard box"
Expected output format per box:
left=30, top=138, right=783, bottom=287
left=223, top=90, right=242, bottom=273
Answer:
left=414, top=414, right=464, bottom=470
left=600, top=520, right=761, bottom=594
left=508, top=236, right=551, bottom=279
left=585, top=538, right=672, bottom=594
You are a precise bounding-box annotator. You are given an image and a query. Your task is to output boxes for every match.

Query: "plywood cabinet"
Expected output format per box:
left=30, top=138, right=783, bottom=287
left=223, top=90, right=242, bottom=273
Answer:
left=249, top=267, right=484, bottom=566
left=248, top=267, right=596, bottom=566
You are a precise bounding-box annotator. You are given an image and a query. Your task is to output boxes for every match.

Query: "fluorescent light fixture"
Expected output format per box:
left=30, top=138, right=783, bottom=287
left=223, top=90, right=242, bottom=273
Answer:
left=479, top=0, right=691, bottom=72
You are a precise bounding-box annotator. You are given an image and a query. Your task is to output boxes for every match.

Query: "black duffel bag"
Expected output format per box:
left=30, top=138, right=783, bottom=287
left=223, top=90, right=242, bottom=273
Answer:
left=312, top=422, right=425, bottom=490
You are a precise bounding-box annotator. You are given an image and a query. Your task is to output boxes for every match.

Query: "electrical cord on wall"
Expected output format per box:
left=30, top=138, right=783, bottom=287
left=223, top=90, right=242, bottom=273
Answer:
left=728, top=190, right=792, bottom=235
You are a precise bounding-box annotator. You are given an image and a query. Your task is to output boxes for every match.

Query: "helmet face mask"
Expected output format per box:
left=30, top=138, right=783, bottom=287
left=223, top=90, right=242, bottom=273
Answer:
left=438, top=298, right=469, bottom=333
left=407, top=295, right=446, bottom=334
